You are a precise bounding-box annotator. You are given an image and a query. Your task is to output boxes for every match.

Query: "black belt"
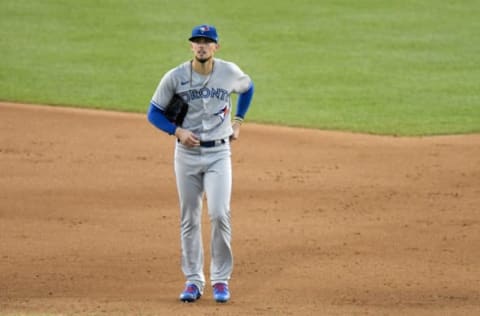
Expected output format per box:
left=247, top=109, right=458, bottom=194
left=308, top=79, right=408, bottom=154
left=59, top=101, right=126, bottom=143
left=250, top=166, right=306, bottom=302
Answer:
left=177, top=138, right=227, bottom=147
left=200, top=139, right=227, bottom=147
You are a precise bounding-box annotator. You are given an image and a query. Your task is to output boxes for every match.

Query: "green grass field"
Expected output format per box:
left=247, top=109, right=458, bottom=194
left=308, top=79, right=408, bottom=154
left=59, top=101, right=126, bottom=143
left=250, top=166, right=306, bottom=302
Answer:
left=1, top=0, right=479, bottom=135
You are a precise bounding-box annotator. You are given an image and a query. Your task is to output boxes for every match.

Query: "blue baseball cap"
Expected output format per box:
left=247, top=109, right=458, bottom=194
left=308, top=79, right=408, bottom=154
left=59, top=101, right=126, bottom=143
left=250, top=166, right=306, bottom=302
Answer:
left=189, top=24, right=219, bottom=43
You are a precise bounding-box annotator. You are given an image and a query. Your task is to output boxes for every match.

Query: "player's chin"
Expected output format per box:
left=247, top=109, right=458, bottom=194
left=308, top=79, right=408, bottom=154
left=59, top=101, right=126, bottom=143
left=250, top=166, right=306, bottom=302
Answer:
left=195, top=55, right=212, bottom=64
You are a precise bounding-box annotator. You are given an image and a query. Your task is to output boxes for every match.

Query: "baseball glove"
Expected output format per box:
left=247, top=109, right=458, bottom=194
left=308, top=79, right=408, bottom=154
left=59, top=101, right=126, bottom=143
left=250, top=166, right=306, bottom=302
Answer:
left=164, top=94, right=189, bottom=126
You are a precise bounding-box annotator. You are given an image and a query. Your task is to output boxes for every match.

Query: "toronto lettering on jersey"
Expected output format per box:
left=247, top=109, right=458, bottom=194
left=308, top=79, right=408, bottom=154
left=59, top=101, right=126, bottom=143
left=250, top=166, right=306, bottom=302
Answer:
left=179, top=87, right=229, bottom=102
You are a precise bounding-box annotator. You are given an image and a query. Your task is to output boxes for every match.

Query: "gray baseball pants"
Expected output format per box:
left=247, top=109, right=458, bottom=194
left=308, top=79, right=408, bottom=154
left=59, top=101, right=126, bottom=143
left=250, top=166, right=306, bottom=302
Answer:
left=174, top=142, right=233, bottom=293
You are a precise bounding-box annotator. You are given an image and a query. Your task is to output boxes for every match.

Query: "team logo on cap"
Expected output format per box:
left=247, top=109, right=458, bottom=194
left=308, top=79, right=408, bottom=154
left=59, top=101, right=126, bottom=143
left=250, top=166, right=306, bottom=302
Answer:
left=199, top=25, right=210, bottom=33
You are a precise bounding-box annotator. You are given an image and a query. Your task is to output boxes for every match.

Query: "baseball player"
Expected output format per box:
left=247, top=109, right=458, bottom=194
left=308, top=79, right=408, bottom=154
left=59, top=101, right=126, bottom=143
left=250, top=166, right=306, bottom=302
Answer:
left=147, top=24, right=254, bottom=303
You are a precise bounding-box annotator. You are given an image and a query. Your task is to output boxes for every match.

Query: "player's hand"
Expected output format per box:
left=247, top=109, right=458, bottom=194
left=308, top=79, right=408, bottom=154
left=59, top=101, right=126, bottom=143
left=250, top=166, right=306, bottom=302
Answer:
left=230, top=121, right=241, bottom=141
left=175, top=127, right=200, bottom=147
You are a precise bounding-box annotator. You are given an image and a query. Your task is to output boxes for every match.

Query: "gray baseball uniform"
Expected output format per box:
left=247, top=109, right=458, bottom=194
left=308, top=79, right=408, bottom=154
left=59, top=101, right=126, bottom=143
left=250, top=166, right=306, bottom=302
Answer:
left=151, top=58, right=252, bottom=293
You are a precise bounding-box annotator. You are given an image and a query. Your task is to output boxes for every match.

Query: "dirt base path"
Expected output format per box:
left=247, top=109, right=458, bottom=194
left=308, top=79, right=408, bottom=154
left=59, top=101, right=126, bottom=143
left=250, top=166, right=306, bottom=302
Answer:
left=1, top=102, right=479, bottom=315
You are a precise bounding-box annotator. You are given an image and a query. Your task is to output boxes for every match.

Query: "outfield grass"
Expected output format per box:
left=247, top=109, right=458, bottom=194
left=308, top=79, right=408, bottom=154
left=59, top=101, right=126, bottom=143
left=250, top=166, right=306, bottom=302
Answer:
left=1, top=0, right=479, bottom=135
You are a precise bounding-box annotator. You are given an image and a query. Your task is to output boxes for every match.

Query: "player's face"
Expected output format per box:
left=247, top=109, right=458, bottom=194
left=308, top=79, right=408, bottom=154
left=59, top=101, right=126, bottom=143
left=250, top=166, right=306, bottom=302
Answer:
left=190, top=38, right=219, bottom=63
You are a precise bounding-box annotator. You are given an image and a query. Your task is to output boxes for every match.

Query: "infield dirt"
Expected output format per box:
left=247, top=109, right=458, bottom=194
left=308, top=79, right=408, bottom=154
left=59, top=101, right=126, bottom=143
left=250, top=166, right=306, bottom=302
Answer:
left=1, top=102, right=479, bottom=315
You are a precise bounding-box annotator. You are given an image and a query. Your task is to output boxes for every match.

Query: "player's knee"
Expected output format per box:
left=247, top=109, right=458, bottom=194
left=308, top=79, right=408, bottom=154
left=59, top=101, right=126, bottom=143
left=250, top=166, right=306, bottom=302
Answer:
left=209, top=211, right=230, bottom=225
left=181, top=217, right=201, bottom=234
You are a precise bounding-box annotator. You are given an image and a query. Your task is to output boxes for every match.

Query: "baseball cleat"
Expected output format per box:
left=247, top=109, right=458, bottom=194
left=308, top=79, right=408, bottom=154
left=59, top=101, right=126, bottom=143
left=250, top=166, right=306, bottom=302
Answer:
left=213, top=283, right=230, bottom=303
left=179, top=283, right=201, bottom=302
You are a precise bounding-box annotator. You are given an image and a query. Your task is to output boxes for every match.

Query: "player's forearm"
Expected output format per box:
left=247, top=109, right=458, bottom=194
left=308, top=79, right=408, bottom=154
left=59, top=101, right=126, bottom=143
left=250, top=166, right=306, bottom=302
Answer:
left=147, top=103, right=177, bottom=135
left=235, top=82, right=254, bottom=119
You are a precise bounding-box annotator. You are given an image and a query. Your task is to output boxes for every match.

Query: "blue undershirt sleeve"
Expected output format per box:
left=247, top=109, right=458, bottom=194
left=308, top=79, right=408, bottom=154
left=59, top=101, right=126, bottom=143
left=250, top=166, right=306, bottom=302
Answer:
left=147, top=103, right=177, bottom=135
left=235, top=82, right=254, bottom=119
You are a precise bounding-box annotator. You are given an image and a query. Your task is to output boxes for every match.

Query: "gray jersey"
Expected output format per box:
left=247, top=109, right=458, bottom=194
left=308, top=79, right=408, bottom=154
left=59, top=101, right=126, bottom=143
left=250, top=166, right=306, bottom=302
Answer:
left=151, top=58, right=251, bottom=140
